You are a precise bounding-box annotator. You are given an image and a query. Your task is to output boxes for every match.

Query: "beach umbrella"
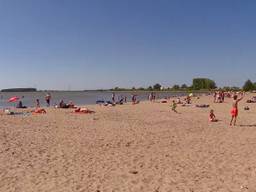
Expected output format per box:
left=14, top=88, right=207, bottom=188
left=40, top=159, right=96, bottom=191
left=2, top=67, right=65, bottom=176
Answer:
left=8, top=96, right=19, bottom=103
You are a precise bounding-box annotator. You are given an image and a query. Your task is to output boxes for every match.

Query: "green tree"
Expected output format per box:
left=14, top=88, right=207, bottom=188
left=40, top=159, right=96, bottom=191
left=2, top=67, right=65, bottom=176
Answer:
left=243, top=79, right=255, bottom=91
left=192, top=78, right=216, bottom=90
left=153, top=83, right=162, bottom=90
left=172, top=85, right=180, bottom=90
left=147, top=86, right=153, bottom=91
left=181, top=84, right=188, bottom=89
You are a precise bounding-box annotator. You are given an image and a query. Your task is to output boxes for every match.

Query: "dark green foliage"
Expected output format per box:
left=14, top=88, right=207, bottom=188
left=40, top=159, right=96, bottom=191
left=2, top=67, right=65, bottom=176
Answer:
left=153, top=83, right=162, bottom=90
left=172, top=85, right=180, bottom=90
left=192, top=78, right=216, bottom=90
left=181, top=84, right=188, bottom=89
left=243, top=79, right=255, bottom=91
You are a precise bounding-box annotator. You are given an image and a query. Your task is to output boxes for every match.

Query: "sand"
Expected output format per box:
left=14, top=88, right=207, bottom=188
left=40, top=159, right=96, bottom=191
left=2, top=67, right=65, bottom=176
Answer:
left=1, top=94, right=256, bottom=192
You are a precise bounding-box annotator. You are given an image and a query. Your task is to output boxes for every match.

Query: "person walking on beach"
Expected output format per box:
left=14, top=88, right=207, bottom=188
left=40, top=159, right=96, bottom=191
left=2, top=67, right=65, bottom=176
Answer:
left=230, top=93, right=244, bottom=126
left=171, top=100, right=177, bottom=113
left=45, top=93, right=51, bottom=107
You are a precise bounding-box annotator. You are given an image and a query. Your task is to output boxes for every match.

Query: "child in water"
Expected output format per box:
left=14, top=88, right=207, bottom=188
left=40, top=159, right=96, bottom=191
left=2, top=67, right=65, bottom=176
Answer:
left=209, top=109, right=217, bottom=122
left=230, top=93, right=244, bottom=126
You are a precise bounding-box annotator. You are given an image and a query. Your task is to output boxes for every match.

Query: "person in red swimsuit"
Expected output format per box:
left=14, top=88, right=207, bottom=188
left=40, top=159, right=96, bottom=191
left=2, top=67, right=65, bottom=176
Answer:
left=230, top=93, right=244, bottom=126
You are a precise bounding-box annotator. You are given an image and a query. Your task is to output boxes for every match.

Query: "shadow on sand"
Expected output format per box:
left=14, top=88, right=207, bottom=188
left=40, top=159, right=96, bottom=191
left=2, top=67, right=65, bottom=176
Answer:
left=239, top=124, right=256, bottom=127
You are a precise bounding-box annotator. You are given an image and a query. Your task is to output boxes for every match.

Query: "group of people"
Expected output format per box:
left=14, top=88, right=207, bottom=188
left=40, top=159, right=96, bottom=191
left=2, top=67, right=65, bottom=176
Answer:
left=167, top=91, right=245, bottom=127
left=148, top=92, right=156, bottom=102
left=213, top=91, right=225, bottom=103
left=6, top=91, right=249, bottom=126
left=111, top=93, right=139, bottom=105
left=209, top=92, right=245, bottom=126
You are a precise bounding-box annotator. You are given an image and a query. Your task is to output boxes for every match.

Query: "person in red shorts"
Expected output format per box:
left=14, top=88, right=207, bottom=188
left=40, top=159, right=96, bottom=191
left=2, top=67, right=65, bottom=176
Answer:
left=230, top=93, right=244, bottom=126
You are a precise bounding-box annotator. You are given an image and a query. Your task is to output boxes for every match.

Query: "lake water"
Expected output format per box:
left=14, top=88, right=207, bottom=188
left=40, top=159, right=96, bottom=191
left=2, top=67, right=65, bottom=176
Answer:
left=0, top=91, right=191, bottom=108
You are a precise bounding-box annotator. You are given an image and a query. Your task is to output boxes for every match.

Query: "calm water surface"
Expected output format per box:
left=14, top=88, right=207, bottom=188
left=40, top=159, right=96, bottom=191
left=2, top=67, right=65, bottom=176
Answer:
left=0, top=91, right=190, bottom=108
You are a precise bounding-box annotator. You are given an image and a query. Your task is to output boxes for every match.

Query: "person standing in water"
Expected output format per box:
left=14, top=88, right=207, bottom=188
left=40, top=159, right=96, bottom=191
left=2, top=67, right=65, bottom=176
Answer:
left=111, top=93, right=115, bottom=103
left=45, top=93, right=51, bottom=107
left=230, top=93, right=244, bottom=126
left=36, top=99, right=40, bottom=108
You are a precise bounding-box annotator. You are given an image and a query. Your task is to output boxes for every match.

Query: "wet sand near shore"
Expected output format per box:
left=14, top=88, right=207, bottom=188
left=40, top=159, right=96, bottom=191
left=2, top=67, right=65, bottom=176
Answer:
left=1, top=94, right=256, bottom=192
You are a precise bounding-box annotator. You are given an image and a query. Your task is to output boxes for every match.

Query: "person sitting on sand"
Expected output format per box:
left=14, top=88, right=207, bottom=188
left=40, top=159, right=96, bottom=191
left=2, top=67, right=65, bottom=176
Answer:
left=209, top=109, right=217, bottom=122
left=230, top=93, right=244, bottom=126
left=186, top=96, right=191, bottom=104
left=59, top=100, right=69, bottom=108
left=132, top=95, right=139, bottom=104
left=116, top=97, right=124, bottom=105
left=171, top=100, right=177, bottom=113
left=68, top=101, right=75, bottom=108
left=16, top=101, right=27, bottom=109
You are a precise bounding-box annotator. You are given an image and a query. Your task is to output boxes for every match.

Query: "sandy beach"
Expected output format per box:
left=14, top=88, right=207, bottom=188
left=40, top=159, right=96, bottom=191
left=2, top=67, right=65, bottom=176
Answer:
left=1, top=94, right=256, bottom=192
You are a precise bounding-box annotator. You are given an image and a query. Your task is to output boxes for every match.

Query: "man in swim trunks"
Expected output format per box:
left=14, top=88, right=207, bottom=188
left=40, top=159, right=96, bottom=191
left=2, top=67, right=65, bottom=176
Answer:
left=230, top=93, right=244, bottom=126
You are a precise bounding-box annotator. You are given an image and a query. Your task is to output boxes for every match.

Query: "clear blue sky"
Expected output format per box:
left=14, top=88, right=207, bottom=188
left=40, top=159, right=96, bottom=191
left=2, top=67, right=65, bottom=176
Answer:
left=0, top=0, right=255, bottom=90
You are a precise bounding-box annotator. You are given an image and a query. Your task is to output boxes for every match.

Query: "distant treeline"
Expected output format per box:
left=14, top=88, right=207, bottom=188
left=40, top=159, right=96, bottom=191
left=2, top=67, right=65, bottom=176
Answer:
left=1, top=88, right=37, bottom=92
left=109, top=78, right=256, bottom=92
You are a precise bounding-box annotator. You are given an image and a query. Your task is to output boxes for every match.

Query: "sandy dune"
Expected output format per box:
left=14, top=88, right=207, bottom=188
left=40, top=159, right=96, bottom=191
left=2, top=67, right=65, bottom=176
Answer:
left=1, top=94, right=256, bottom=192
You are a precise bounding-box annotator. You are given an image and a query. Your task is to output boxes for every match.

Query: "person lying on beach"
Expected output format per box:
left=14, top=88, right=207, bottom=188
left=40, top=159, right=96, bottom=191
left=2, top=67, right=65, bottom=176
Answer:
left=116, top=97, right=124, bottom=105
left=196, top=104, right=210, bottom=108
left=209, top=109, right=218, bottom=122
left=230, top=93, right=244, bottom=126
left=171, top=100, right=177, bottom=113
left=3, top=109, right=31, bottom=115
left=103, top=101, right=115, bottom=106
left=33, top=108, right=47, bottom=114
left=74, top=107, right=95, bottom=114
left=246, top=96, right=256, bottom=103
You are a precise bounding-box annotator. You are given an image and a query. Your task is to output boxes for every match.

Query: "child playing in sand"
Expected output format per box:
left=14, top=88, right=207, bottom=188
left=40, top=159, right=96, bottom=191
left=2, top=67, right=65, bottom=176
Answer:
left=209, top=109, right=217, bottom=122
left=171, top=100, right=177, bottom=113
left=230, top=93, right=244, bottom=126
